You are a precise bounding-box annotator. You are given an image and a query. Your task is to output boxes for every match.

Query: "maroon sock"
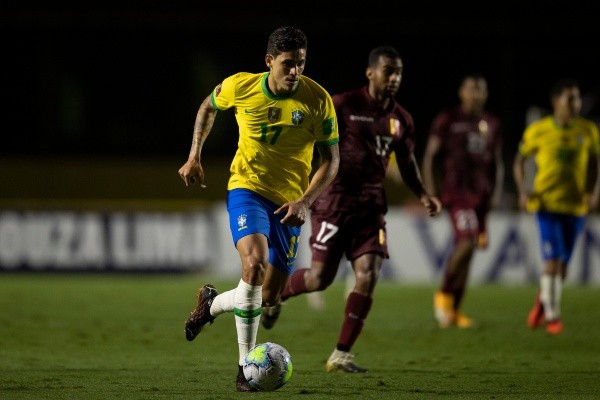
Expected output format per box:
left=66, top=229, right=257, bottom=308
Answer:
left=440, top=269, right=464, bottom=308
left=281, top=268, right=308, bottom=300
left=336, top=292, right=372, bottom=352
left=453, top=288, right=465, bottom=311
left=440, top=269, right=456, bottom=294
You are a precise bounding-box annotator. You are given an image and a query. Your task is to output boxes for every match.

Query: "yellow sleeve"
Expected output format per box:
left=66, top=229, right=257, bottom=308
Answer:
left=210, top=74, right=238, bottom=111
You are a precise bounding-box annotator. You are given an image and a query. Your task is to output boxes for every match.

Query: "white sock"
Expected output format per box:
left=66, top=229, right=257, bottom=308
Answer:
left=540, top=273, right=561, bottom=321
left=552, top=276, right=562, bottom=319
left=209, top=289, right=236, bottom=317
left=233, top=279, right=262, bottom=365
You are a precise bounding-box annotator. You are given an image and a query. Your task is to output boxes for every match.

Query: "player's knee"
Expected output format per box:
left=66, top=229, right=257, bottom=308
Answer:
left=244, top=254, right=269, bottom=272
left=455, top=238, right=476, bottom=256
left=241, top=258, right=268, bottom=285
left=355, top=269, right=378, bottom=287
left=306, top=272, right=334, bottom=291
left=314, top=280, right=331, bottom=291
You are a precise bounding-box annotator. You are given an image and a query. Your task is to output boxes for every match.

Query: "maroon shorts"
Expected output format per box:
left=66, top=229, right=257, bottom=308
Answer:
left=309, top=207, right=388, bottom=264
left=446, top=201, right=488, bottom=245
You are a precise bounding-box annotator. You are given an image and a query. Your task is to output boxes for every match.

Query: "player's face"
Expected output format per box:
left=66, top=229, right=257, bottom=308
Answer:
left=553, top=86, right=582, bottom=118
left=265, top=49, right=306, bottom=95
left=368, top=56, right=402, bottom=99
left=459, top=77, right=488, bottom=114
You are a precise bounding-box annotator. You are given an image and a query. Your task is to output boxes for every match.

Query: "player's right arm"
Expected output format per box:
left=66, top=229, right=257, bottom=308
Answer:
left=421, top=134, right=441, bottom=197
left=178, top=94, right=218, bottom=188
left=512, top=150, right=529, bottom=210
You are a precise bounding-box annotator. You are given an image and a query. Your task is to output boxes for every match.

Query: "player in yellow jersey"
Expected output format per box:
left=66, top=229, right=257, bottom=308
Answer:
left=177, top=27, right=340, bottom=391
left=513, top=78, right=600, bottom=335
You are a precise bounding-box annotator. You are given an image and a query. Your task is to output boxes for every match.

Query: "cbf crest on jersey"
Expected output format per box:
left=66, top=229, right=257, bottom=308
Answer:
left=268, top=107, right=281, bottom=123
left=291, top=109, right=305, bottom=126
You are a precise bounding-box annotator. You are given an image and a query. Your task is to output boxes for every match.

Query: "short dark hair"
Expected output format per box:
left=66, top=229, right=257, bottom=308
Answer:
left=550, top=78, right=580, bottom=99
left=461, top=72, right=487, bottom=83
left=368, top=45, right=401, bottom=67
left=459, top=73, right=487, bottom=88
left=267, top=27, right=307, bottom=57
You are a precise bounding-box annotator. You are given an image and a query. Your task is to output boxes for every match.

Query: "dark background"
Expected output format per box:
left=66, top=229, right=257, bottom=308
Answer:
left=2, top=3, right=599, bottom=202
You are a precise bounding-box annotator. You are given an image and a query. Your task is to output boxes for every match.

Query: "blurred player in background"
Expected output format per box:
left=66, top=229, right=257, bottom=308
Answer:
left=178, top=26, right=340, bottom=391
left=261, top=45, right=442, bottom=372
left=422, top=74, right=504, bottom=329
left=513, top=78, right=600, bottom=335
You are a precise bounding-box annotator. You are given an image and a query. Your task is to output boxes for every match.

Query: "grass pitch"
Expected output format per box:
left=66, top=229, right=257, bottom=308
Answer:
left=1, top=273, right=599, bottom=399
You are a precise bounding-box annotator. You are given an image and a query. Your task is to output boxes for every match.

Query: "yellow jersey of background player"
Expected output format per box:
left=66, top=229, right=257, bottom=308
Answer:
left=518, top=114, right=600, bottom=216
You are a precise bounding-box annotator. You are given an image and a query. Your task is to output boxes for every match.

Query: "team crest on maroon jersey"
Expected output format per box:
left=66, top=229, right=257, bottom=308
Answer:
left=478, top=120, right=489, bottom=136
left=379, top=229, right=386, bottom=245
left=268, top=107, right=281, bottom=123
left=291, top=109, right=305, bottom=126
left=389, top=118, right=401, bottom=136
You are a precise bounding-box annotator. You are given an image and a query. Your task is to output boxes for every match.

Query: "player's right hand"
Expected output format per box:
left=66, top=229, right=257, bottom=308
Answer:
left=178, top=161, right=206, bottom=188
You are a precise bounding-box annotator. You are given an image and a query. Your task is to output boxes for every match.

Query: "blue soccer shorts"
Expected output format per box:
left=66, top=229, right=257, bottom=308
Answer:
left=227, top=188, right=301, bottom=275
left=535, top=211, right=585, bottom=265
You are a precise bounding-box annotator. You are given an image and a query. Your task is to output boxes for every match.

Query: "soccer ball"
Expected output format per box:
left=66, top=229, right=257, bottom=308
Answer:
left=243, top=342, right=293, bottom=391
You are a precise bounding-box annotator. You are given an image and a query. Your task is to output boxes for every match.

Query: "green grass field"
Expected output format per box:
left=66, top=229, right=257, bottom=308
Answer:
left=1, top=273, right=599, bottom=399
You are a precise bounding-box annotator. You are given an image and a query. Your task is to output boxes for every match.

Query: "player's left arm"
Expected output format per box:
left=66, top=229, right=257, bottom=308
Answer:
left=587, top=151, right=600, bottom=211
left=490, top=140, right=505, bottom=209
left=586, top=123, right=600, bottom=212
left=396, top=150, right=442, bottom=217
left=276, top=142, right=340, bottom=226
left=304, top=142, right=340, bottom=204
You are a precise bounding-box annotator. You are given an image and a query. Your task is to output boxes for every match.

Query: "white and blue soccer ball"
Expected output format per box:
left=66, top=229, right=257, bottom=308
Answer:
left=243, top=342, right=293, bottom=391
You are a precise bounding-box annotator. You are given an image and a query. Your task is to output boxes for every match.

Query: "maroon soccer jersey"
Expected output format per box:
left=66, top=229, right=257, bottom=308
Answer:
left=429, top=106, right=502, bottom=206
left=312, top=86, right=415, bottom=213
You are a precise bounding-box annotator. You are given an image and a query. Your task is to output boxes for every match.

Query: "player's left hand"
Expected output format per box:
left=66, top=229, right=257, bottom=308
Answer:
left=586, top=193, right=599, bottom=212
left=421, top=195, right=442, bottom=217
left=274, top=200, right=310, bottom=227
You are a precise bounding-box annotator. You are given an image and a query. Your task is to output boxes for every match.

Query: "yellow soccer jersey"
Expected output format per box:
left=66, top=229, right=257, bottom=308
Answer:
left=211, top=72, right=339, bottom=205
left=518, top=115, right=600, bottom=215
